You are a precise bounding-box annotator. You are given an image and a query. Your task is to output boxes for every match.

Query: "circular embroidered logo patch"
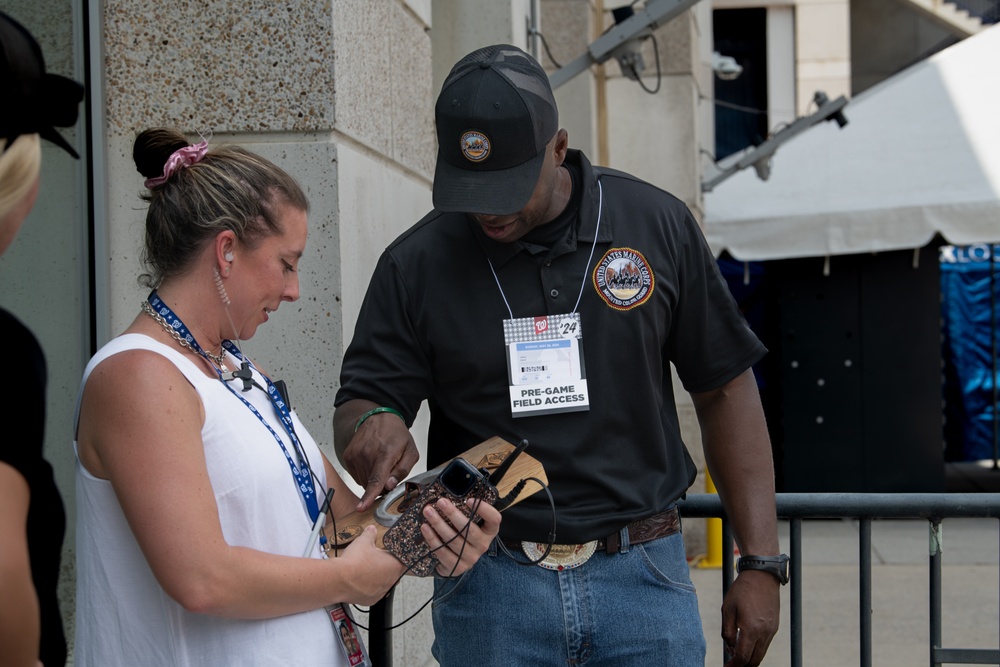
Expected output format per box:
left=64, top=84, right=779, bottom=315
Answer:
left=593, top=247, right=655, bottom=310
left=460, top=130, right=491, bottom=162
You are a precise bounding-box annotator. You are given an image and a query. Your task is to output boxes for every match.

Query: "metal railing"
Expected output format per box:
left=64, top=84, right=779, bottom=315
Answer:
left=678, top=493, right=1000, bottom=667
left=367, top=492, right=1000, bottom=666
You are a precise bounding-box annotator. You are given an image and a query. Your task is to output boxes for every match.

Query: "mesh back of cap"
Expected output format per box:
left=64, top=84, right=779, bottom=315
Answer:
left=442, top=45, right=557, bottom=151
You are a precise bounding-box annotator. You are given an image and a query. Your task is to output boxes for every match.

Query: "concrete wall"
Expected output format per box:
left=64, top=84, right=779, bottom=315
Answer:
left=794, top=0, right=852, bottom=113
left=431, top=0, right=535, bottom=92
left=539, top=0, right=599, bottom=162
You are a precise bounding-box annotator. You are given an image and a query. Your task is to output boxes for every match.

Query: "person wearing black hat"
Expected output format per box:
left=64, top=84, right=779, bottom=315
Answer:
left=334, top=44, right=784, bottom=666
left=0, top=10, right=84, bottom=667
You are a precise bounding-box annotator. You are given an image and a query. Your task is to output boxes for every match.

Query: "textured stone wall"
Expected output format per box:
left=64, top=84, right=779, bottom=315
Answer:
left=103, top=1, right=335, bottom=133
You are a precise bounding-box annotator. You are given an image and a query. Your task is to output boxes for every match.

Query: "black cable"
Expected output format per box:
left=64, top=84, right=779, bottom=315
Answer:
left=352, top=475, right=557, bottom=627
left=494, top=478, right=527, bottom=512
left=531, top=30, right=564, bottom=69
left=495, top=477, right=557, bottom=567
left=352, top=495, right=484, bottom=631
left=710, top=96, right=769, bottom=115
left=634, top=34, right=661, bottom=95
left=326, top=496, right=339, bottom=558
left=234, top=369, right=327, bottom=519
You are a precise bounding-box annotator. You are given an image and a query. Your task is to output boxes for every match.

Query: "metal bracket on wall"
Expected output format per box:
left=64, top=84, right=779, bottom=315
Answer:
left=548, top=0, right=702, bottom=89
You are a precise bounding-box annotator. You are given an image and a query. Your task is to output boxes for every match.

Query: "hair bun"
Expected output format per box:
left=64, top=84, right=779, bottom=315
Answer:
left=133, top=128, right=189, bottom=180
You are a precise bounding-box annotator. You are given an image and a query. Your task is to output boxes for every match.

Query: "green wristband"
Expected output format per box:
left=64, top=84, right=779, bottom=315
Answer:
left=354, top=406, right=404, bottom=433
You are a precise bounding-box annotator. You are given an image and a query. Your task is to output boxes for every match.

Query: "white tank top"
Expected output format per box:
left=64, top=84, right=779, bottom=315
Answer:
left=73, top=334, right=346, bottom=666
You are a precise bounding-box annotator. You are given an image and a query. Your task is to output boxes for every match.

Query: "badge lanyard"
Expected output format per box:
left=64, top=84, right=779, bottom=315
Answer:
left=146, top=292, right=321, bottom=525
left=486, top=181, right=603, bottom=418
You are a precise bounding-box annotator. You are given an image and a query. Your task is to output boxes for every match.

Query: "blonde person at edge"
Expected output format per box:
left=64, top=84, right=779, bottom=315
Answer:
left=72, top=127, right=500, bottom=666
left=0, top=132, right=47, bottom=667
left=0, top=11, right=84, bottom=667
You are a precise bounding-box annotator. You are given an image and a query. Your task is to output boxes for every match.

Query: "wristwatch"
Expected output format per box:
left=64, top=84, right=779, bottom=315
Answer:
left=737, top=554, right=790, bottom=585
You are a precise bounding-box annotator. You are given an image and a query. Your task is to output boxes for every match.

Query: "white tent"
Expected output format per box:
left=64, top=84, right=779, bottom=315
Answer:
left=703, top=24, right=1000, bottom=262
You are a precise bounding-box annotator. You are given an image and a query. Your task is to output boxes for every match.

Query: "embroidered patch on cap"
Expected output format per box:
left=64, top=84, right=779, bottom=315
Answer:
left=461, top=130, right=491, bottom=162
left=593, top=247, right=655, bottom=310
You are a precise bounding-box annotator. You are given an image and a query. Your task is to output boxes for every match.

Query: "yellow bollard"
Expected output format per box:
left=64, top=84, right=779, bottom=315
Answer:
left=697, top=471, right=723, bottom=569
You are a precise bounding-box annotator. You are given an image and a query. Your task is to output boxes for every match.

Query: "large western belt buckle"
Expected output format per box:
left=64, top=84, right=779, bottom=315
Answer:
left=521, top=540, right=598, bottom=571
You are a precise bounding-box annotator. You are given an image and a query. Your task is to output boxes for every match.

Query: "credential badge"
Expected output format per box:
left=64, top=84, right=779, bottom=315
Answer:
left=461, top=130, right=491, bottom=162
left=593, top=247, right=655, bottom=311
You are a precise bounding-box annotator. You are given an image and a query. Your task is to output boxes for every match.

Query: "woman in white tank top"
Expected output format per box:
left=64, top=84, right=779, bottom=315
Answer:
left=73, top=128, right=501, bottom=666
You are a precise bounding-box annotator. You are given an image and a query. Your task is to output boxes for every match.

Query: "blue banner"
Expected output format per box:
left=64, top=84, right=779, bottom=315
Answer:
left=940, top=246, right=1000, bottom=461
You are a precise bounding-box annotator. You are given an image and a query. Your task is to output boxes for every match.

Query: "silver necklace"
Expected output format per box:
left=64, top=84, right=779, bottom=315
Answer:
left=141, top=300, right=228, bottom=368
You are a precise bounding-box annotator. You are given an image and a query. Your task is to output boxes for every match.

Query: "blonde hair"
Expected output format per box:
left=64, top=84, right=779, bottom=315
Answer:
left=0, top=134, right=42, bottom=220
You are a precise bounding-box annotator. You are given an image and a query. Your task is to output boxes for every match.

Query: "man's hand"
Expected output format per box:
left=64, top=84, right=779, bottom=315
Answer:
left=334, top=400, right=420, bottom=512
left=721, top=570, right=780, bottom=667
left=693, top=369, right=781, bottom=666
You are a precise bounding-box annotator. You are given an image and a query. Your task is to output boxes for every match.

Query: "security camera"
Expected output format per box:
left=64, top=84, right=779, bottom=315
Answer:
left=753, top=156, right=772, bottom=181
left=613, top=38, right=647, bottom=81
left=712, top=51, right=742, bottom=81
left=609, top=5, right=649, bottom=81
left=814, top=90, right=848, bottom=128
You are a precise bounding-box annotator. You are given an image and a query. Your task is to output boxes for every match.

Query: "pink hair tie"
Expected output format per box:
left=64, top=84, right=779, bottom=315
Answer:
left=144, top=140, right=209, bottom=188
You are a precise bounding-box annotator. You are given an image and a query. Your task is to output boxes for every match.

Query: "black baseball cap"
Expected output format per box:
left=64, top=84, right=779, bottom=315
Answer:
left=433, top=44, right=558, bottom=215
left=0, top=11, right=84, bottom=159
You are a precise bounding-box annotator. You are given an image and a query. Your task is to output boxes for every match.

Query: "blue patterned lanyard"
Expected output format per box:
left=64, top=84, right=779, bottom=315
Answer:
left=146, top=291, right=321, bottom=525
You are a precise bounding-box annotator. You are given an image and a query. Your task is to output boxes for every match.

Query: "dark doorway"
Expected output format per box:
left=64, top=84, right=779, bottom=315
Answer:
left=713, top=7, right=769, bottom=160
left=719, top=243, right=945, bottom=493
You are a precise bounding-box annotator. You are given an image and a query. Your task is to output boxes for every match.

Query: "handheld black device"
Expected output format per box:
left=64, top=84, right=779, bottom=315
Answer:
left=438, top=457, right=485, bottom=497
left=382, top=457, right=498, bottom=576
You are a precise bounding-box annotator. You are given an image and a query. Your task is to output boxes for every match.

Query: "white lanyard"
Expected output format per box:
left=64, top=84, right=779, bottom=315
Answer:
left=487, top=180, right=603, bottom=318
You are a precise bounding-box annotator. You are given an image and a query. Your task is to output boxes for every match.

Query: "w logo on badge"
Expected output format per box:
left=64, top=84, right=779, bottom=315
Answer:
left=534, top=316, right=549, bottom=334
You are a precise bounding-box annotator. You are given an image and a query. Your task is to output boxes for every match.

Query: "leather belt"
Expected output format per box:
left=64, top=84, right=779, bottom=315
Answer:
left=502, top=506, right=681, bottom=567
left=599, top=506, right=681, bottom=553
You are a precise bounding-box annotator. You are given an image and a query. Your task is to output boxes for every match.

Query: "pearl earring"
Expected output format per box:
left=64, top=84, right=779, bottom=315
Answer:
left=224, top=252, right=234, bottom=261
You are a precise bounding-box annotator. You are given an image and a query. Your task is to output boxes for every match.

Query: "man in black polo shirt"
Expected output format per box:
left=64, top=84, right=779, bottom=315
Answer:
left=334, top=44, right=784, bottom=667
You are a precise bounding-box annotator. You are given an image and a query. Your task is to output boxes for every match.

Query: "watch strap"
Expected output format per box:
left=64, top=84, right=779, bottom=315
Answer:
left=737, top=553, right=790, bottom=585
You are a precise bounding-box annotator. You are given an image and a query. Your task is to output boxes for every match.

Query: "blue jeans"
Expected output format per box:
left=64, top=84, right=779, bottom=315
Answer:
left=431, top=530, right=706, bottom=666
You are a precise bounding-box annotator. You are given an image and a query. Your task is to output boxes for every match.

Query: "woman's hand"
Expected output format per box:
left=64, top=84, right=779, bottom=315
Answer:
left=419, top=498, right=501, bottom=577
left=337, top=526, right=408, bottom=605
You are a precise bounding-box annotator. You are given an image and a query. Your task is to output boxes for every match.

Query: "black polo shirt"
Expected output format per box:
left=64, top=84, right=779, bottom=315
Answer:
left=337, top=150, right=765, bottom=543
